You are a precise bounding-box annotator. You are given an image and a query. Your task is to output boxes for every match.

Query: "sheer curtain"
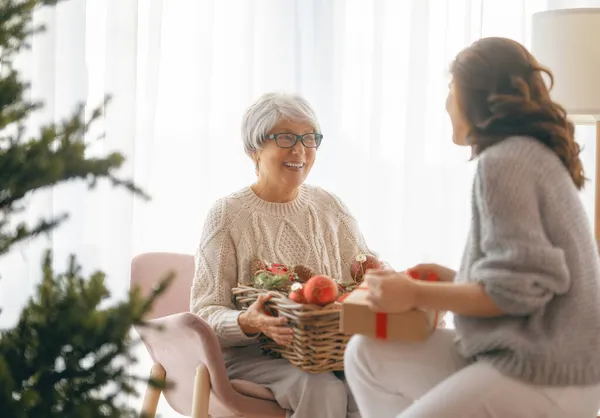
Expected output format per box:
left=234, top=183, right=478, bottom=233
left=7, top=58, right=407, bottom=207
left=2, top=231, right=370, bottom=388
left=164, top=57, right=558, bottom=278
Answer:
left=3, top=0, right=600, bottom=415
left=130, top=0, right=551, bottom=268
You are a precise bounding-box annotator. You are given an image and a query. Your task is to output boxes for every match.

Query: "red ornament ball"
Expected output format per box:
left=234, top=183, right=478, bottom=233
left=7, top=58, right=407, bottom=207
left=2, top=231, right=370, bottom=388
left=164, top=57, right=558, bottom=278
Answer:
left=351, top=254, right=382, bottom=283
left=289, top=283, right=307, bottom=304
left=303, top=275, right=339, bottom=306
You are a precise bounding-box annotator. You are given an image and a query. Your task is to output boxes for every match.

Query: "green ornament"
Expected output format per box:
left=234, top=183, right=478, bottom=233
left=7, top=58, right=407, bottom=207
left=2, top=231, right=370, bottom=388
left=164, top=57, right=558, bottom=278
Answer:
left=253, top=272, right=291, bottom=290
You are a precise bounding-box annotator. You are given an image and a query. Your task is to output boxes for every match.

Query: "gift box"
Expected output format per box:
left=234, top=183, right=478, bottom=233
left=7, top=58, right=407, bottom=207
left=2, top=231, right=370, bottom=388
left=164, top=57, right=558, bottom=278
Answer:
left=339, top=285, right=442, bottom=342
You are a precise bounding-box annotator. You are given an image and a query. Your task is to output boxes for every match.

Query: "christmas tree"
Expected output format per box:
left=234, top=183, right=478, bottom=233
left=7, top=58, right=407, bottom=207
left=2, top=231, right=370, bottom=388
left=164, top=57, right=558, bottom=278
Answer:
left=0, top=1, right=170, bottom=416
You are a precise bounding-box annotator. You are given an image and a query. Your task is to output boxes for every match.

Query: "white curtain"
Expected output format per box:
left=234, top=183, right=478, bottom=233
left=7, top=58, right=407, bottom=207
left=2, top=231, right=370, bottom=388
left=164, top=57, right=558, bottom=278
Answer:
left=128, top=0, right=550, bottom=266
left=2, top=0, right=600, bottom=415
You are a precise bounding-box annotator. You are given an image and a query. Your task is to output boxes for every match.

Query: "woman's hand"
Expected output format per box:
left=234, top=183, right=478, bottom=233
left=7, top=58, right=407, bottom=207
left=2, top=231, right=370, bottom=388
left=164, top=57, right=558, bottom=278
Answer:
left=238, top=293, right=294, bottom=345
left=364, top=269, right=451, bottom=327
left=407, top=263, right=456, bottom=283
left=363, top=270, right=419, bottom=314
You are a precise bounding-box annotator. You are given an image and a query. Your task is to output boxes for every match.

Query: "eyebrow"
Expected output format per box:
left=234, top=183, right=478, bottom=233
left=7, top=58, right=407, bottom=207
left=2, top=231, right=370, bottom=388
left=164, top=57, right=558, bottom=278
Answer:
left=273, top=131, right=315, bottom=134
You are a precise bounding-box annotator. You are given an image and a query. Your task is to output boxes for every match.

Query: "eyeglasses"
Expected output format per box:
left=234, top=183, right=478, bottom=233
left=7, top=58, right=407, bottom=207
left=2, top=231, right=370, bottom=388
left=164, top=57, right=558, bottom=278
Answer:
left=266, top=132, right=323, bottom=148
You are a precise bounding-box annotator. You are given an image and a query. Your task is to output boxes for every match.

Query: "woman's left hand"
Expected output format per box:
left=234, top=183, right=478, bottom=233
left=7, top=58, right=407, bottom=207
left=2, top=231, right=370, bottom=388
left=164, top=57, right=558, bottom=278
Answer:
left=363, top=269, right=419, bottom=314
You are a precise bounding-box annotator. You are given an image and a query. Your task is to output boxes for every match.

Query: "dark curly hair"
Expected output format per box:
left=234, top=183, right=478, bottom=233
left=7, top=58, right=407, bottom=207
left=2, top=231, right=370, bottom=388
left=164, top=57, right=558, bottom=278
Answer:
left=451, top=37, right=585, bottom=189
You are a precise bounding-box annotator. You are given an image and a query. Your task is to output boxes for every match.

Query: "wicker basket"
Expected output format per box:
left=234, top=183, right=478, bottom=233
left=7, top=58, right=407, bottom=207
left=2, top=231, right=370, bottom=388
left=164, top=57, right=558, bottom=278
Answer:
left=232, top=285, right=350, bottom=373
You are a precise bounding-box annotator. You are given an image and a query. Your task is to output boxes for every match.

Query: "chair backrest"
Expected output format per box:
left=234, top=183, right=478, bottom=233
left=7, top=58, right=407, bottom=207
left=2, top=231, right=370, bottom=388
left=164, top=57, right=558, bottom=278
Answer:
left=130, top=252, right=195, bottom=320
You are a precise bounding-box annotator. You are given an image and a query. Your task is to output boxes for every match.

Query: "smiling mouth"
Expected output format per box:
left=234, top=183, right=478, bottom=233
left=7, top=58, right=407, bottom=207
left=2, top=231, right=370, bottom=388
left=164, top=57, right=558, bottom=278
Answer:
left=284, top=162, right=305, bottom=169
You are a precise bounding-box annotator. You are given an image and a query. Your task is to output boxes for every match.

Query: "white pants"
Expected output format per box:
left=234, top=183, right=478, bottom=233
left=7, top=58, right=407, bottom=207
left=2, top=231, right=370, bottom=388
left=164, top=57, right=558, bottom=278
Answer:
left=344, top=329, right=600, bottom=418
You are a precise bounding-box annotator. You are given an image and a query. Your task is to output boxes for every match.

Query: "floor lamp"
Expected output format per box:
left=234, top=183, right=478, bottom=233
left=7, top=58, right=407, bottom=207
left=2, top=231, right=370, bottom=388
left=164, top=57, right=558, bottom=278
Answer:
left=531, top=8, right=600, bottom=245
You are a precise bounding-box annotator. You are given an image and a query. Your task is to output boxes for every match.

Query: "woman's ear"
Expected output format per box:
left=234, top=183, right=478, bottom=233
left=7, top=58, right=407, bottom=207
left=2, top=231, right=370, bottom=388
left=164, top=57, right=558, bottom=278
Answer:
left=251, top=152, right=260, bottom=174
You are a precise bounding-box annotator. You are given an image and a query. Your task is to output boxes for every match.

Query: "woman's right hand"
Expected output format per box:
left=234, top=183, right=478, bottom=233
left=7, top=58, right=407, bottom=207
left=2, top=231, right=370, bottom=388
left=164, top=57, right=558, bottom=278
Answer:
left=407, top=263, right=456, bottom=283
left=238, top=293, right=294, bottom=345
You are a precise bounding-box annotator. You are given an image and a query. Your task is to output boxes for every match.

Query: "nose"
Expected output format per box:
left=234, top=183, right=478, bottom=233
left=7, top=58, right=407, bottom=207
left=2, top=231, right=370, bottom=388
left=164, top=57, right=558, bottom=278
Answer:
left=291, top=139, right=305, bottom=155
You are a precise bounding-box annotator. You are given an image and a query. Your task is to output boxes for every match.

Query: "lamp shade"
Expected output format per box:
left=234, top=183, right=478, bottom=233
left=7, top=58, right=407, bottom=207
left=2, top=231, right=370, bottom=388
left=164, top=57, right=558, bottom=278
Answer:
left=531, top=8, right=600, bottom=123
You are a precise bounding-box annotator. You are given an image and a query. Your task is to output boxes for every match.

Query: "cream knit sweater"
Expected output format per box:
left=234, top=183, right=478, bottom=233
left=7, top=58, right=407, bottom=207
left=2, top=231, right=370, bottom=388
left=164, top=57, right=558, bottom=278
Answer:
left=190, top=184, right=372, bottom=348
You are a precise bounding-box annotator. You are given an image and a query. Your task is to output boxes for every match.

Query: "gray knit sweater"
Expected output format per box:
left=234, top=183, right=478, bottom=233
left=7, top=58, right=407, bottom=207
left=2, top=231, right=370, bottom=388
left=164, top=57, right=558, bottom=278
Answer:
left=454, top=136, right=600, bottom=386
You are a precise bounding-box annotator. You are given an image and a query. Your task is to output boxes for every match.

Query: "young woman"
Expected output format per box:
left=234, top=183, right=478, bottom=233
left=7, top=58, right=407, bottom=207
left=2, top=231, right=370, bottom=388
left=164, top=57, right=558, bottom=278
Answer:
left=344, top=37, right=600, bottom=418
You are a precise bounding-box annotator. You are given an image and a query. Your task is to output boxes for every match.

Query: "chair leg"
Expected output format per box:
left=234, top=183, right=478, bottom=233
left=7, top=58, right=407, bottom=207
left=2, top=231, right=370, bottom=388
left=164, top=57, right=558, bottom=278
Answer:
left=140, top=363, right=166, bottom=418
left=191, top=364, right=210, bottom=418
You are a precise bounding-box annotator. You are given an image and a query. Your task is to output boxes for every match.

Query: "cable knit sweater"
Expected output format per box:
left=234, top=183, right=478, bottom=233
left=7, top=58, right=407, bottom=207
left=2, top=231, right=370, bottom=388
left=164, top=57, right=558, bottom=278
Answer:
left=190, top=184, right=371, bottom=348
left=454, top=136, right=600, bottom=386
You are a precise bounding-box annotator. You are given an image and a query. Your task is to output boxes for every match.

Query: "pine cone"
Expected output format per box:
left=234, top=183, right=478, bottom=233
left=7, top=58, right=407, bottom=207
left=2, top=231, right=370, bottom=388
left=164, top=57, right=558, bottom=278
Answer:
left=292, top=264, right=314, bottom=283
left=250, top=258, right=266, bottom=276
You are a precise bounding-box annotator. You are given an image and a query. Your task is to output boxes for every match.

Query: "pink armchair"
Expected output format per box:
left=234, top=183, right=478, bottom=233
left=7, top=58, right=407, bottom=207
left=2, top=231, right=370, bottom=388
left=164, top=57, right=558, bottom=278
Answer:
left=131, top=252, right=285, bottom=418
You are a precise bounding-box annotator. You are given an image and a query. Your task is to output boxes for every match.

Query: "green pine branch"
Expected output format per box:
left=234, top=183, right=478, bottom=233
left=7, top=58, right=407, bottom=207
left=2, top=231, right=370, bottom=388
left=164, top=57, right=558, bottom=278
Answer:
left=0, top=251, right=173, bottom=417
left=0, top=1, right=173, bottom=416
left=0, top=97, right=150, bottom=255
left=0, top=1, right=62, bottom=61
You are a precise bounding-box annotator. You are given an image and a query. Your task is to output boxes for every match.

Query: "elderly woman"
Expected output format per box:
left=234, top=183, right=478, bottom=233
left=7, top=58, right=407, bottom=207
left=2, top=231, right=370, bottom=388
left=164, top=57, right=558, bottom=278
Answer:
left=190, top=92, right=371, bottom=418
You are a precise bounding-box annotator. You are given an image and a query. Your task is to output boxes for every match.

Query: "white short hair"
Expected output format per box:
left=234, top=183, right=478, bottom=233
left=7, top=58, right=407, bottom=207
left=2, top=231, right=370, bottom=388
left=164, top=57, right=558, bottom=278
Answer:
left=241, top=92, right=321, bottom=156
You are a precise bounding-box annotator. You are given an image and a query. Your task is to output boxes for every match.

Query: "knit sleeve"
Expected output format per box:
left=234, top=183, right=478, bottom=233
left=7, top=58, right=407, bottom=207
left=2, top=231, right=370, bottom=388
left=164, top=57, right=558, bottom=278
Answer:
left=326, top=191, right=378, bottom=284
left=471, top=154, right=570, bottom=316
left=190, top=198, right=258, bottom=347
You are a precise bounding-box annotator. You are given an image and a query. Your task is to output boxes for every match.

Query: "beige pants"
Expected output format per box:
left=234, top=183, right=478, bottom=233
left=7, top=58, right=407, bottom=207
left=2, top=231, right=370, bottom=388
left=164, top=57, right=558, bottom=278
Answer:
left=344, top=329, right=600, bottom=418
left=224, top=343, right=360, bottom=418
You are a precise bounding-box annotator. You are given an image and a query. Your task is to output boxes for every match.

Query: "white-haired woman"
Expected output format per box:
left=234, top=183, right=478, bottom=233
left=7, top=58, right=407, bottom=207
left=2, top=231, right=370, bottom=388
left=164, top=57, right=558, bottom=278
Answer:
left=190, top=92, right=371, bottom=418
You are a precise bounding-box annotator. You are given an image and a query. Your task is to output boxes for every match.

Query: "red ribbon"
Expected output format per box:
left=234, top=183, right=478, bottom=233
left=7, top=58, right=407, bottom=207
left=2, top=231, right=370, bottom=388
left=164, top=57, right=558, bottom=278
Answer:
left=352, top=286, right=387, bottom=339
left=375, top=312, right=388, bottom=339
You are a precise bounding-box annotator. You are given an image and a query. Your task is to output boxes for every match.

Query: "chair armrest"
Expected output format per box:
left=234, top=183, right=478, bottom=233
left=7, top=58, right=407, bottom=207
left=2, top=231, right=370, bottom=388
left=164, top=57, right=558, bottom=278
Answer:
left=135, top=312, right=235, bottom=405
left=135, top=312, right=283, bottom=418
